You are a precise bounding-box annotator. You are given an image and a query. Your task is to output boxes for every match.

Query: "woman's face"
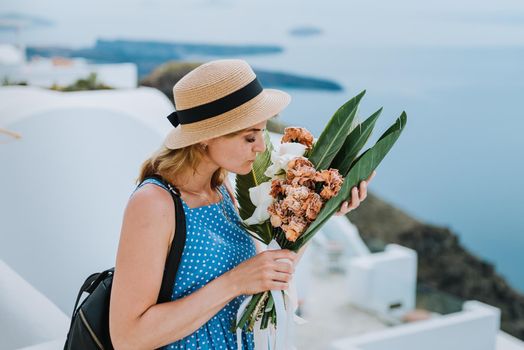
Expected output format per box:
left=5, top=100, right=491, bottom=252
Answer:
left=205, top=120, right=267, bottom=175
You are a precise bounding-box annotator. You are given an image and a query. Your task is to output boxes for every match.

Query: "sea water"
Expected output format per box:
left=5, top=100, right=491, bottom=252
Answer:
left=1, top=0, right=523, bottom=292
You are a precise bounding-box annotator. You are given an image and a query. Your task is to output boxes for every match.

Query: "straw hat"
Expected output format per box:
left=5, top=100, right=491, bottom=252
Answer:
left=164, top=59, right=291, bottom=149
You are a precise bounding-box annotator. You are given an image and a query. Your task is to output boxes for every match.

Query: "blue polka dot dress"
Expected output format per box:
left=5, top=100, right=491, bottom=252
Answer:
left=137, top=178, right=256, bottom=350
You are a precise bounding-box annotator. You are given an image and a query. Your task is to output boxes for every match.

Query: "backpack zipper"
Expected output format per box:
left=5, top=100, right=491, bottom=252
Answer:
left=79, top=309, right=105, bottom=350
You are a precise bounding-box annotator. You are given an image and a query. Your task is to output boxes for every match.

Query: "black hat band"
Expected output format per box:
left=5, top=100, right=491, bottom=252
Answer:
left=167, top=78, right=263, bottom=128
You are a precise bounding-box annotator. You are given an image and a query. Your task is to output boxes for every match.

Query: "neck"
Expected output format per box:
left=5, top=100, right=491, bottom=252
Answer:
left=172, top=156, right=220, bottom=194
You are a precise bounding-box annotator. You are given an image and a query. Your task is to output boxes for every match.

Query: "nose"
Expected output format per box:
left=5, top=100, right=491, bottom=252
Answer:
left=254, top=134, right=266, bottom=153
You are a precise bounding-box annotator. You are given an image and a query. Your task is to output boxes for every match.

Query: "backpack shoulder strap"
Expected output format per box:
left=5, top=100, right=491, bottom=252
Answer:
left=143, top=175, right=186, bottom=303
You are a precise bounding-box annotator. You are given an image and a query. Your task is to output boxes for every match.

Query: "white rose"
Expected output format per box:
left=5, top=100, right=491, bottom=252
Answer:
left=263, top=142, right=307, bottom=177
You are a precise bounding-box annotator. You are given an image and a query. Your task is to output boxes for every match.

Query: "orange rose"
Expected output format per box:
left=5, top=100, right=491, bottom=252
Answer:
left=282, top=185, right=312, bottom=217
left=302, top=192, right=323, bottom=220
left=281, top=127, right=314, bottom=150
left=268, top=202, right=288, bottom=228
left=281, top=216, right=308, bottom=242
left=314, top=169, right=344, bottom=200
left=286, top=157, right=317, bottom=188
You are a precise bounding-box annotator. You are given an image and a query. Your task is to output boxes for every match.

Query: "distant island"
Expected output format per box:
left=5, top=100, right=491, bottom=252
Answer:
left=139, top=60, right=342, bottom=114
left=26, top=39, right=342, bottom=92
left=27, top=39, right=282, bottom=78
left=0, top=12, right=53, bottom=29
left=289, top=26, right=323, bottom=37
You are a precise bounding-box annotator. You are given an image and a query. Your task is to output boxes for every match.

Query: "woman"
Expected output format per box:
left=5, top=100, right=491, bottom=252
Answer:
left=109, top=59, right=373, bottom=349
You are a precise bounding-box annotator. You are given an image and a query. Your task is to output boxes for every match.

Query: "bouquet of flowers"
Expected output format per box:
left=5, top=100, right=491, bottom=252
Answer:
left=233, top=91, right=407, bottom=342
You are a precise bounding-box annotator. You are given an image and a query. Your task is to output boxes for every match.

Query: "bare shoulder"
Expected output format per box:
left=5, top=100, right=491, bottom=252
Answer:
left=123, top=183, right=175, bottom=244
left=129, top=183, right=174, bottom=211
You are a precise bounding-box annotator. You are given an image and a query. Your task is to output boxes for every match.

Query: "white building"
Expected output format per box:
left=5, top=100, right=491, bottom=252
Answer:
left=0, top=44, right=26, bottom=65
left=0, top=44, right=137, bottom=88
left=0, top=85, right=173, bottom=320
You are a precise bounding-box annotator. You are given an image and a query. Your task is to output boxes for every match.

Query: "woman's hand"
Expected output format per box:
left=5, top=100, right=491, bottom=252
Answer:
left=335, top=170, right=376, bottom=216
left=226, top=249, right=297, bottom=296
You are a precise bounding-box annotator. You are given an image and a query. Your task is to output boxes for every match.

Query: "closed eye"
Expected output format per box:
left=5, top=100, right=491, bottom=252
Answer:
left=244, top=128, right=265, bottom=143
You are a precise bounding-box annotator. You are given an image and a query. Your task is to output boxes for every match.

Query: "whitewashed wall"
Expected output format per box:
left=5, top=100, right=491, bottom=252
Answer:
left=0, top=86, right=173, bottom=314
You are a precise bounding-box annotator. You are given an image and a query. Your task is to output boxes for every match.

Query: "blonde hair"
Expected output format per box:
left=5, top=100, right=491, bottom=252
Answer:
left=138, top=131, right=243, bottom=189
left=138, top=113, right=278, bottom=189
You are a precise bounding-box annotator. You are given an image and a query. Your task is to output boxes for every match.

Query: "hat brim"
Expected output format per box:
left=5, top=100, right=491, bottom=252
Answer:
left=164, top=88, right=291, bottom=149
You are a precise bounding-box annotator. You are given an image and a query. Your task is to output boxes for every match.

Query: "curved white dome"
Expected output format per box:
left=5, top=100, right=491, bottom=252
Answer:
left=0, top=86, right=174, bottom=313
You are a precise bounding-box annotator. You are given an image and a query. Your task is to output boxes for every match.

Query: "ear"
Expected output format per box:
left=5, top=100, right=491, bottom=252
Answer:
left=199, top=137, right=212, bottom=145
left=201, top=137, right=213, bottom=145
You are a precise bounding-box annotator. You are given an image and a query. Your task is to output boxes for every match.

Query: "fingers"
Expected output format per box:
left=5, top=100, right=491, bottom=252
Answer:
left=340, top=171, right=375, bottom=213
left=348, top=186, right=360, bottom=210
left=272, top=271, right=292, bottom=283
left=265, top=249, right=297, bottom=263
left=355, top=171, right=372, bottom=202
left=270, top=281, right=290, bottom=291
left=358, top=180, right=367, bottom=201
left=366, top=170, right=377, bottom=183
left=337, top=196, right=353, bottom=215
left=238, top=249, right=297, bottom=295
left=275, top=261, right=294, bottom=274
left=260, top=252, right=294, bottom=291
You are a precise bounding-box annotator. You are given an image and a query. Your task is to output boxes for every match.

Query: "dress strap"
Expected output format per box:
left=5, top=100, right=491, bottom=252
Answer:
left=218, top=184, right=235, bottom=206
left=136, top=177, right=168, bottom=191
left=135, top=176, right=181, bottom=197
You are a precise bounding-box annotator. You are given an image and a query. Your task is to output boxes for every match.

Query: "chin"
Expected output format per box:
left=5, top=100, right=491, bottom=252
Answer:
left=231, top=164, right=253, bottom=175
left=224, top=161, right=254, bottom=175
left=238, top=167, right=253, bottom=175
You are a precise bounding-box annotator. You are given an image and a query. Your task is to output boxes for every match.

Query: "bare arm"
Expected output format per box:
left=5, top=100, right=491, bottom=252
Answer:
left=109, top=185, right=239, bottom=349
left=109, top=184, right=296, bottom=349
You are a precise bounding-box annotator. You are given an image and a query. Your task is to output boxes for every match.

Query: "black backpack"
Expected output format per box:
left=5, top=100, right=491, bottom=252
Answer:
left=64, top=176, right=186, bottom=350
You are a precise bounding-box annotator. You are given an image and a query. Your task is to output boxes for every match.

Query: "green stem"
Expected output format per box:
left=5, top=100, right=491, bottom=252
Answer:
left=261, top=308, right=271, bottom=329
left=265, top=294, right=274, bottom=312
left=235, top=292, right=264, bottom=331
left=271, top=305, right=277, bottom=327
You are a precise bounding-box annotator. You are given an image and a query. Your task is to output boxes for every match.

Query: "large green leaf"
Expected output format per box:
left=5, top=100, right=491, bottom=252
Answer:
left=235, top=130, right=274, bottom=243
left=308, top=90, right=366, bottom=170
left=377, top=109, right=407, bottom=142
left=330, top=107, right=382, bottom=176
left=294, top=112, right=407, bottom=249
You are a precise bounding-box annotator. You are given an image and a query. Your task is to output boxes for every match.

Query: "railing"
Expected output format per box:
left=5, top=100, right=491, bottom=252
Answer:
left=330, top=301, right=501, bottom=350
